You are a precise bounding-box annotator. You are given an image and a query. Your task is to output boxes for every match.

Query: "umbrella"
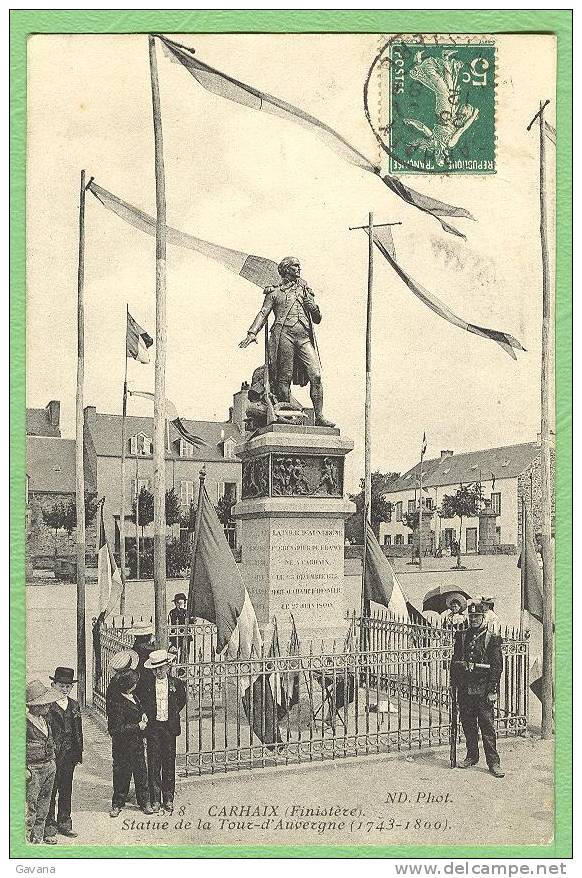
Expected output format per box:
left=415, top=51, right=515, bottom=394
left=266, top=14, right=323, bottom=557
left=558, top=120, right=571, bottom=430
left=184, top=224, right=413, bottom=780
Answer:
left=422, top=585, right=472, bottom=615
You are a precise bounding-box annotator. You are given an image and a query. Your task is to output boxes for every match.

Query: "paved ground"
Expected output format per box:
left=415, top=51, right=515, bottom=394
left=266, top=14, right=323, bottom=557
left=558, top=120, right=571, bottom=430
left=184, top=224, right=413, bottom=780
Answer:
left=42, top=710, right=553, bottom=849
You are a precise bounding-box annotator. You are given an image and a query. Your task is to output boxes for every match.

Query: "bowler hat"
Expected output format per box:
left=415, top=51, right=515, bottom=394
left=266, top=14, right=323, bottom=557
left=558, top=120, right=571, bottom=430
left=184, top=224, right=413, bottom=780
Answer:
left=144, top=649, right=176, bottom=669
left=467, top=602, right=486, bottom=616
left=26, top=680, right=62, bottom=706
left=110, top=650, right=139, bottom=672
left=173, top=593, right=187, bottom=604
left=50, top=667, right=77, bottom=684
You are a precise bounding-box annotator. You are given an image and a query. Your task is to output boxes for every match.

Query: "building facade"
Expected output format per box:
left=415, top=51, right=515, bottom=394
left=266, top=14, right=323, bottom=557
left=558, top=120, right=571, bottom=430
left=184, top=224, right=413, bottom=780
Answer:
left=379, top=442, right=555, bottom=555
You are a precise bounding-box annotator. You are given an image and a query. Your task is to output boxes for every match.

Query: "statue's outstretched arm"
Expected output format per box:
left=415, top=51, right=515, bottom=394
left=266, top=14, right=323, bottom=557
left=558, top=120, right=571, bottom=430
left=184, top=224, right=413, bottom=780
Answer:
left=239, top=290, right=275, bottom=347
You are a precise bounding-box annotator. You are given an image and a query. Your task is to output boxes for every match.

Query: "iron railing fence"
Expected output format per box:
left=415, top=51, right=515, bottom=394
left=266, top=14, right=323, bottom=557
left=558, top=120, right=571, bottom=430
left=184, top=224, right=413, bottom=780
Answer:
left=92, top=613, right=529, bottom=775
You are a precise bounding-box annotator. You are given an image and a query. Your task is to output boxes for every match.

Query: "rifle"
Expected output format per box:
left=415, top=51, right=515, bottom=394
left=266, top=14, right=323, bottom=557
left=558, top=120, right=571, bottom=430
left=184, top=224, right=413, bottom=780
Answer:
left=450, top=681, right=458, bottom=768
left=263, top=324, right=277, bottom=425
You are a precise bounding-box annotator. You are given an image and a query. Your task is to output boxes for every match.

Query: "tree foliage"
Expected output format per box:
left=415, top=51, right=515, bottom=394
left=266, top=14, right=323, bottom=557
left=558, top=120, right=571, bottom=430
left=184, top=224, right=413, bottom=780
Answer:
left=346, top=470, right=399, bottom=542
left=165, top=488, right=182, bottom=527
left=132, top=487, right=155, bottom=530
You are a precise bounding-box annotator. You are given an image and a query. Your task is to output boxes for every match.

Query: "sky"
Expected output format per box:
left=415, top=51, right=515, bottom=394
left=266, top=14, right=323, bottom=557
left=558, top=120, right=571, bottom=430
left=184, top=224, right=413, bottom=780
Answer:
left=26, top=33, right=556, bottom=491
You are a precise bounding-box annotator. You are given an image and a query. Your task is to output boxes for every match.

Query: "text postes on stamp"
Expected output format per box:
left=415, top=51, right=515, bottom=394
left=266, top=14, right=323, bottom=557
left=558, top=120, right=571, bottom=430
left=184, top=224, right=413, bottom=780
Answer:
left=386, top=40, right=496, bottom=175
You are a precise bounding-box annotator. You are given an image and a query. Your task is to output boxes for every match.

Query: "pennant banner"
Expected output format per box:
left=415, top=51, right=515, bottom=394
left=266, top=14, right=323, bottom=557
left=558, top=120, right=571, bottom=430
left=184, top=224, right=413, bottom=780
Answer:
left=88, top=180, right=280, bottom=288
left=128, top=389, right=207, bottom=447
left=372, top=227, right=526, bottom=359
left=159, top=36, right=474, bottom=239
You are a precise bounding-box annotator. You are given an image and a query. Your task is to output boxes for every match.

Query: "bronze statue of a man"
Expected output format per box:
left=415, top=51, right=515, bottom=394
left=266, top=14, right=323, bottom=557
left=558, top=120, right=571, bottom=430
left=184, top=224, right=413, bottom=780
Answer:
left=239, top=256, right=335, bottom=428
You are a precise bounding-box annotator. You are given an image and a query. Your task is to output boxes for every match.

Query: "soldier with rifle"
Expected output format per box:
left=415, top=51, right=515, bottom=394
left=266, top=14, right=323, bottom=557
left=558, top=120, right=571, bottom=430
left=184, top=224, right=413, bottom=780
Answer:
left=450, top=601, right=505, bottom=778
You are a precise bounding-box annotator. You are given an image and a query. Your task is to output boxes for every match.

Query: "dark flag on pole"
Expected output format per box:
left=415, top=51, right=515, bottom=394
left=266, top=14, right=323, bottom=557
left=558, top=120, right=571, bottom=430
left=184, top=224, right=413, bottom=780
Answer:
left=128, top=390, right=207, bottom=448
left=371, top=227, right=526, bottom=359
left=158, top=36, right=474, bottom=239
left=517, top=503, right=544, bottom=624
left=126, top=311, right=153, bottom=364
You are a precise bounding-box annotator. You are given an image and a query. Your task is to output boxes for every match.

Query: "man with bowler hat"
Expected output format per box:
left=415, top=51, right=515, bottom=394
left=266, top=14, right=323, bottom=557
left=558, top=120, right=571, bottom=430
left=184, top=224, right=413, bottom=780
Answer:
left=45, top=667, right=83, bottom=838
left=140, top=649, right=186, bottom=814
left=26, top=680, right=61, bottom=844
left=450, top=602, right=505, bottom=778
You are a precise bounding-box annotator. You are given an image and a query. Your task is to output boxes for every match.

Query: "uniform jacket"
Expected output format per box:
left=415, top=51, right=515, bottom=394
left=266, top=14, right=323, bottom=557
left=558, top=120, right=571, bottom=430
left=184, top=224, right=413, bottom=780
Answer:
left=450, top=626, right=503, bottom=697
left=26, top=716, right=56, bottom=765
left=248, top=280, right=321, bottom=388
left=107, top=689, right=147, bottom=748
left=139, top=674, right=187, bottom=737
left=48, top=697, right=83, bottom=763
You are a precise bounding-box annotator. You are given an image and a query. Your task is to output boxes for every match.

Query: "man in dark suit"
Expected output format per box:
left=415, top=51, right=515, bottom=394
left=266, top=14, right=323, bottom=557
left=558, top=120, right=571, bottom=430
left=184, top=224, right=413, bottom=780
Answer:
left=140, top=650, right=187, bottom=814
left=450, top=602, right=505, bottom=778
left=45, top=667, right=83, bottom=838
left=106, top=668, right=153, bottom=817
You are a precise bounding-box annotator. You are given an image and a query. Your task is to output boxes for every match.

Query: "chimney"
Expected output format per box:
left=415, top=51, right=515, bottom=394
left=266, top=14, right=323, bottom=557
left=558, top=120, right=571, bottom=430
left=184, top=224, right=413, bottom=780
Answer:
left=84, top=405, right=97, bottom=426
left=45, top=400, right=60, bottom=434
left=440, top=449, right=453, bottom=459
left=231, top=384, right=250, bottom=432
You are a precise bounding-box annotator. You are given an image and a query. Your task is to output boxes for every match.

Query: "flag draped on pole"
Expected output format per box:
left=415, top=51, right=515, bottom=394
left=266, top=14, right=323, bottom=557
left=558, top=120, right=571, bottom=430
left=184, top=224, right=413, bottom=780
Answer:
left=517, top=504, right=544, bottom=624
left=126, top=311, right=153, bottom=364
left=88, top=180, right=280, bottom=288
left=188, top=485, right=280, bottom=745
left=363, top=523, right=409, bottom=620
left=421, top=432, right=427, bottom=457
left=371, top=227, right=526, bottom=359
left=158, top=36, right=474, bottom=239
left=269, top=618, right=300, bottom=721
left=128, top=389, right=207, bottom=447
left=97, top=502, right=123, bottom=617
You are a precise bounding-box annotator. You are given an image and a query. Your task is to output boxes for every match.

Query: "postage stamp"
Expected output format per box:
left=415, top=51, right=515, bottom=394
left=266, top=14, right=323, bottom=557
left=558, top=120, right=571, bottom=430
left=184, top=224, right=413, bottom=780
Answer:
left=384, top=39, right=496, bottom=174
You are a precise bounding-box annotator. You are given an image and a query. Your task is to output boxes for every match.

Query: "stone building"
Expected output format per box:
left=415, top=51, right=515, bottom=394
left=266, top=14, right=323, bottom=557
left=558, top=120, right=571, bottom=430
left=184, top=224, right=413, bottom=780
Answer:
left=379, top=441, right=555, bottom=556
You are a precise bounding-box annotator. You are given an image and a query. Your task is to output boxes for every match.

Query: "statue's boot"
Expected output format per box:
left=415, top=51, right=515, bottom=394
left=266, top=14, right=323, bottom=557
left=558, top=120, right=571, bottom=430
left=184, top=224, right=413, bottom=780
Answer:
left=312, top=384, right=335, bottom=428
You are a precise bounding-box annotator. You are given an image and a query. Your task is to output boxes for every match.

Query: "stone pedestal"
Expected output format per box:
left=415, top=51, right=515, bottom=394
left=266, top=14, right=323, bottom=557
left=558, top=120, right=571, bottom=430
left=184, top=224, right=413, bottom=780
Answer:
left=233, top=425, right=355, bottom=646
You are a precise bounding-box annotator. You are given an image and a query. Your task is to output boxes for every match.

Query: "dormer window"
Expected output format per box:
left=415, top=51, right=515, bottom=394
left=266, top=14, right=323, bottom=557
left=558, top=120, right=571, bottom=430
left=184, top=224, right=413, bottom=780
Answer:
left=223, top=436, right=236, bottom=460
left=129, top=432, right=153, bottom=456
left=179, top=439, right=195, bottom=458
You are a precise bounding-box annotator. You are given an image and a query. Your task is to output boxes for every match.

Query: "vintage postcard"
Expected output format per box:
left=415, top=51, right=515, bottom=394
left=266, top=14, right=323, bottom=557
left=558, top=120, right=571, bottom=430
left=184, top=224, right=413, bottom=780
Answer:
left=11, top=10, right=571, bottom=860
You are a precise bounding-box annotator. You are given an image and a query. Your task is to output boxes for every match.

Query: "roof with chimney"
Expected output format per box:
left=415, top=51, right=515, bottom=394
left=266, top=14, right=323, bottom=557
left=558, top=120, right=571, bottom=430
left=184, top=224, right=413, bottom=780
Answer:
left=26, top=405, right=60, bottom=437
left=384, top=442, right=541, bottom=494
left=27, top=436, right=76, bottom=494
left=84, top=410, right=241, bottom=463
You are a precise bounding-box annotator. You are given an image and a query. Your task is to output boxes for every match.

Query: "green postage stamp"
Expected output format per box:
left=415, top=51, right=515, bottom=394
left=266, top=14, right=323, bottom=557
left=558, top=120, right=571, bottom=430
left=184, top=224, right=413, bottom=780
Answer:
left=386, top=39, right=496, bottom=174
left=10, top=8, right=572, bottom=864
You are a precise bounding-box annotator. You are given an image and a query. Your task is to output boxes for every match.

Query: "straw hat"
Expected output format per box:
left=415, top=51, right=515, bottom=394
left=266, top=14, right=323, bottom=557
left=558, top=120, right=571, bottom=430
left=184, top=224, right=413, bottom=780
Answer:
left=128, top=620, right=154, bottom=636
left=26, top=680, right=62, bottom=706
left=144, top=649, right=177, bottom=669
left=445, top=593, right=467, bottom=612
left=110, top=650, right=139, bottom=672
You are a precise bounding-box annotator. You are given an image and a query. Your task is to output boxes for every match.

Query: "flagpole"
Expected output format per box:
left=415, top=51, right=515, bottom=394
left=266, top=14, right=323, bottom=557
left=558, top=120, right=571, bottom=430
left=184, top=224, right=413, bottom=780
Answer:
left=135, top=453, right=140, bottom=581
left=75, top=169, right=87, bottom=707
left=361, top=210, right=374, bottom=629
left=149, top=34, right=168, bottom=649
left=419, top=438, right=424, bottom=571
left=119, top=303, right=129, bottom=615
left=520, top=497, right=529, bottom=635
left=528, top=99, right=553, bottom=739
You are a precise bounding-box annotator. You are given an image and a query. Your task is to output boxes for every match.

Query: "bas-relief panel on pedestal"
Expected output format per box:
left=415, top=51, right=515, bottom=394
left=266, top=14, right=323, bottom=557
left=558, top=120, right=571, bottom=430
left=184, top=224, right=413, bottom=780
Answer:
left=241, top=454, right=344, bottom=500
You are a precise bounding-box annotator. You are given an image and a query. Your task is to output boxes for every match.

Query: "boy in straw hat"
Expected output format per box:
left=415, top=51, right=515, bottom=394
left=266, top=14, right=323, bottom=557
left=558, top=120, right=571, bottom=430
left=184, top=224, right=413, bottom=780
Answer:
left=26, top=680, right=61, bottom=844
left=106, top=650, right=139, bottom=716
left=140, top=650, right=186, bottom=815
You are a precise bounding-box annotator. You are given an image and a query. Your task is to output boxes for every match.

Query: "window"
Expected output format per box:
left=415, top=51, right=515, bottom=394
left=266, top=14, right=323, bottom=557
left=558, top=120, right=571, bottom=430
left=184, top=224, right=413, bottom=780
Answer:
left=407, top=534, right=413, bottom=545
left=179, top=439, right=195, bottom=458
left=223, top=437, right=236, bottom=460
left=425, top=497, right=433, bottom=510
left=491, top=492, right=501, bottom=515
left=180, top=480, right=195, bottom=508
left=386, top=504, right=392, bottom=523
left=130, top=478, right=151, bottom=498
left=408, top=499, right=416, bottom=514
left=395, top=501, right=402, bottom=522
left=130, top=432, right=153, bottom=456
left=395, top=534, right=403, bottom=546
left=383, top=535, right=392, bottom=546
left=221, top=482, right=237, bottom=503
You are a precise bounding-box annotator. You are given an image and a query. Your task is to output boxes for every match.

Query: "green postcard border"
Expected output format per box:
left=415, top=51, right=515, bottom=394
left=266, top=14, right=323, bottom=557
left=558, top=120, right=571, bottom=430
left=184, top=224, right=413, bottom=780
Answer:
left=10, top=8, right=572, bottom=860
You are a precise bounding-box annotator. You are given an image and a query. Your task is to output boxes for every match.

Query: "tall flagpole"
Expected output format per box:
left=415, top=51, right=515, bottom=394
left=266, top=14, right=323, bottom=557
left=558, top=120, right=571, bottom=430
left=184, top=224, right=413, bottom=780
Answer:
left=75, top=169, right=87, bottom=706
left=149, top=35, right=168, bottom=649
left=119, top=303, right=129, bottom=614
left=419, top=437, right=424, bottom=571
left=527, top=99, right=554, bottom=739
